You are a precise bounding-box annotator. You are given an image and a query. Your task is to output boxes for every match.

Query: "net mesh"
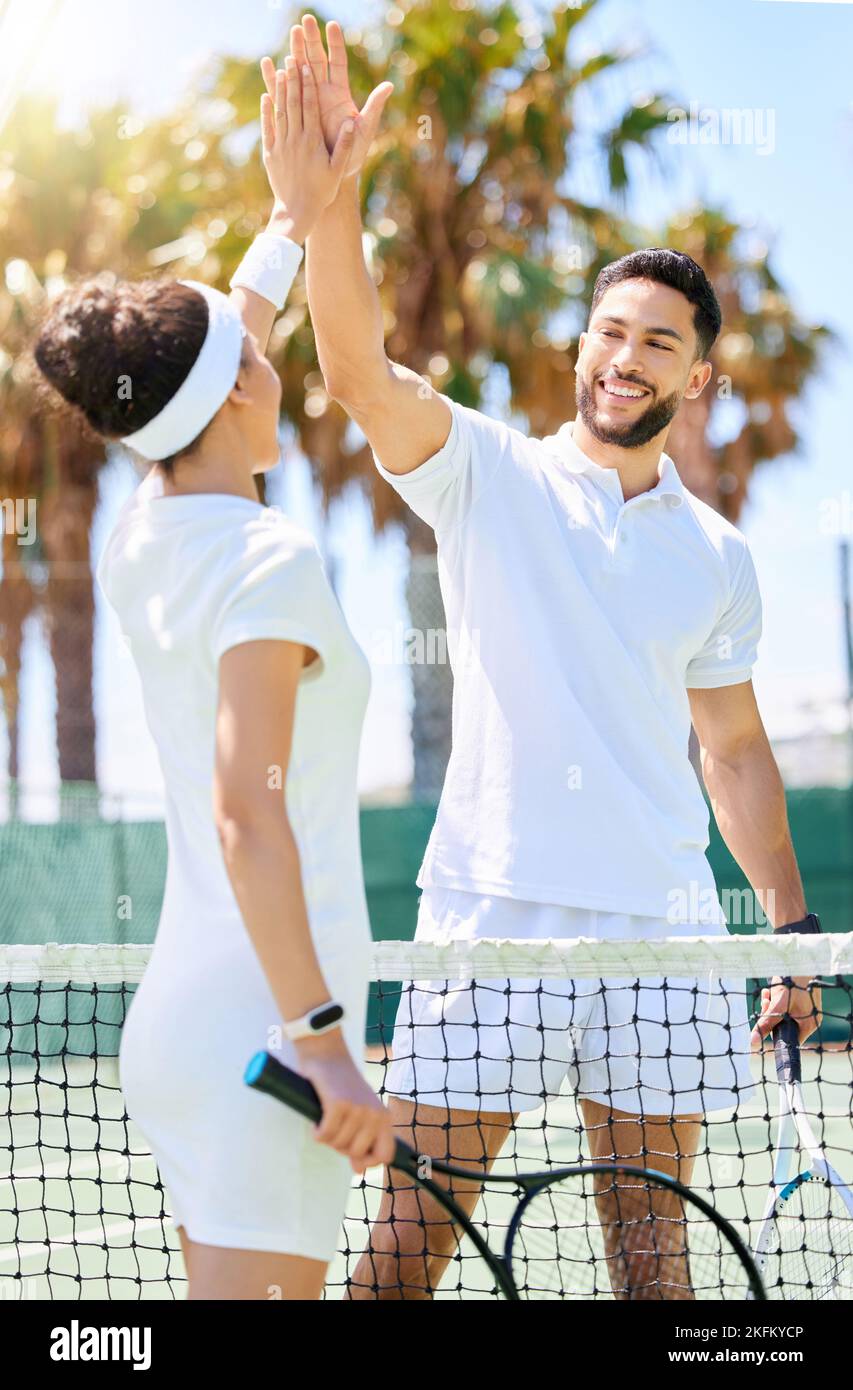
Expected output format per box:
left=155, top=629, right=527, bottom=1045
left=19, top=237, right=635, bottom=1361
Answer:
left=1, top=935, right=851, bottom=1301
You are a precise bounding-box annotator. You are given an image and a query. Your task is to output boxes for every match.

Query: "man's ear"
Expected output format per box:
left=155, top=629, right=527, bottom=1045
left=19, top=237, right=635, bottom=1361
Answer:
left=683, top=359, right=713, bottom=401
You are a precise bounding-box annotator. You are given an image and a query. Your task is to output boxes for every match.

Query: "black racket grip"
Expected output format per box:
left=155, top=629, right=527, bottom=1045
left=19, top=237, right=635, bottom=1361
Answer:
left=244, top=1051, right=411, bottom=1170
left=245, top=1051, right=323, bottom=1123
left=772, top=1015, right=802, bottom=1085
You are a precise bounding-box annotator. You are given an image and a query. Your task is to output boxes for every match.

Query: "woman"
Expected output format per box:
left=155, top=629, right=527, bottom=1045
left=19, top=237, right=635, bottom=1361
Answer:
left=32, top=58, right=394, bottom=1300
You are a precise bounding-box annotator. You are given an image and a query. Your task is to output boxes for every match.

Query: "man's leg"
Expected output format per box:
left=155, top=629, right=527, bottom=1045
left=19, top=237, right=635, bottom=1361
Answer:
left=348, top=1097, right=514, bottom=1299
left=579, top=1099, right=702, bottom=1301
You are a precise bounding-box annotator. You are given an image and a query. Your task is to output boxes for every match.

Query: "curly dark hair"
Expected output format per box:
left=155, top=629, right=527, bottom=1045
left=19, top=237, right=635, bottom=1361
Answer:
left=591, top=249, right=722, bottom=361
left=32, top=273, right=249, bottom=477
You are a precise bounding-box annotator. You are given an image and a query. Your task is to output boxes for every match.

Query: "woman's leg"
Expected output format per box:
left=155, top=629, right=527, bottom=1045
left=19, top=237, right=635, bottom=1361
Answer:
left=178, top=1228, right=328, bottom=1300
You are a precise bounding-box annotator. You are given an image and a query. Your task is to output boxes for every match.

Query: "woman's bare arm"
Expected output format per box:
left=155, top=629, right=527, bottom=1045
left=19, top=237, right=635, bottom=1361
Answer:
left=213, top=636, right=394, bottom=1169
left=213, top=638, right=332, bottom=1024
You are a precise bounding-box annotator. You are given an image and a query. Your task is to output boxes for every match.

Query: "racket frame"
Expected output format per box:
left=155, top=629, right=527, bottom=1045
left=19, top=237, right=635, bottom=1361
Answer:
left=751, top=1013, right=853, bottom=1300
left=245, top=1050, right=765, bottom=1301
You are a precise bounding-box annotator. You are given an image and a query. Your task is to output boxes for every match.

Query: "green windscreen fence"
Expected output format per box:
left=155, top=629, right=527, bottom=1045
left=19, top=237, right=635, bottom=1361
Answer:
left=1, top=787, right=851, bottom=1043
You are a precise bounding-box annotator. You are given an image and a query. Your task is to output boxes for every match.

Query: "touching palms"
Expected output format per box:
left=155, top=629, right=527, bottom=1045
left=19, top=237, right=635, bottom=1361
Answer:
left=261, top=15, right=392, bottom=181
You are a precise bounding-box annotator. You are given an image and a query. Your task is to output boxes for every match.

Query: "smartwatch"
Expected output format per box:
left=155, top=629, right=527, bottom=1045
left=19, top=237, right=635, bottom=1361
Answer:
left=282, top=1001, right=345, bottom=1042
left=774, top=912, right=822, bottom=936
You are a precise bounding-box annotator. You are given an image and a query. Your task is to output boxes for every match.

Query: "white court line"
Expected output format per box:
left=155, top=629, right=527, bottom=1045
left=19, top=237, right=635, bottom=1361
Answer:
left=0, top=1215, right=180, bottom=1269
left=1, top=1150, right=154, bottom=1182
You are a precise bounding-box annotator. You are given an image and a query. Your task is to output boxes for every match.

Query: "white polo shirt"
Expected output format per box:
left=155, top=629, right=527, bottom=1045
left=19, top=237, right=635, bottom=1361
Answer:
left=374, top=398, right=763, bottom=923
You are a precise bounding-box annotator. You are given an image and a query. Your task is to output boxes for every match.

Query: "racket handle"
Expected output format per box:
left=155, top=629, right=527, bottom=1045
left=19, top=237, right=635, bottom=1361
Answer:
left=244, top=1051, right=411, bottom=1172
left=771, top=1015, right=802, bottom=1085
left=244, top=1050, right=323, bottom=1123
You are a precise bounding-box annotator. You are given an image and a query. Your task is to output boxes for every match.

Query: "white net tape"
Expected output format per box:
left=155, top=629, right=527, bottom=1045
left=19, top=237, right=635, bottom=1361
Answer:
left=2, top=932, right=852, bottom=984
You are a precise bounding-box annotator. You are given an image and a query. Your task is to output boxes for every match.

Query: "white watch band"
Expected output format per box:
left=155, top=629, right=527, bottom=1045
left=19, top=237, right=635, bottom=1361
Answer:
left=282, top=1001, right=345, bottom=1042
left=229, top=232, right=303, bottom=311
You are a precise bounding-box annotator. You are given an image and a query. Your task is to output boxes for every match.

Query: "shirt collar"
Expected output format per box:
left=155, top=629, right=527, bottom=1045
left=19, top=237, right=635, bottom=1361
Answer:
left=542, top=419, right=685, bottom=508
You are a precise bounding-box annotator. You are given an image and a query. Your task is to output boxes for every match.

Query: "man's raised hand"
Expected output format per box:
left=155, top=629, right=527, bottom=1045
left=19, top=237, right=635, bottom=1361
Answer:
left=290, top=14, right=392, bottom=180
left=258, top=58, right=355, bottom=242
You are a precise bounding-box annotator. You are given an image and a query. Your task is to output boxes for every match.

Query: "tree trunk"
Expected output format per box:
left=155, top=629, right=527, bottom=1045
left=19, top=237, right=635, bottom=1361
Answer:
left=404, top=514, right=452, bottom=803
left=39, top=421, right=98, bottom=791
left=665, top=389, right=717, bottom=507
left=42, top=511, right=97, bottom=786
left=0, top=544, right=36, bottom=811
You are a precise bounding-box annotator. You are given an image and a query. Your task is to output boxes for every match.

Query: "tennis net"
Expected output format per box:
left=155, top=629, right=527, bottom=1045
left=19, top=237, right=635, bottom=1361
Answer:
left=2, top=934, right=852, bottom=1300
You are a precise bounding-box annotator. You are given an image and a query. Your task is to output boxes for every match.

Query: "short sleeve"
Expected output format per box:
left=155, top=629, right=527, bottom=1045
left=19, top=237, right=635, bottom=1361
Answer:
left=211, top=530, right=330, bottom=669
left=373, top=397, right=505, bottom=534
left=685, top=542, right=762, bottom=688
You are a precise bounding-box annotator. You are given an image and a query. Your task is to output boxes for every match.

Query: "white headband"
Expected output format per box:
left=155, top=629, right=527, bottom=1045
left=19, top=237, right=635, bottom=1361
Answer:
left=120, top=280, right=245, bottom=461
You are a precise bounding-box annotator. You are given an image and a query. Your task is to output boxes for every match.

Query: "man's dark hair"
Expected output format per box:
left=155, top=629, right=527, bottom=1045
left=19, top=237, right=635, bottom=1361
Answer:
left=590, top=249, right=722, bottom=361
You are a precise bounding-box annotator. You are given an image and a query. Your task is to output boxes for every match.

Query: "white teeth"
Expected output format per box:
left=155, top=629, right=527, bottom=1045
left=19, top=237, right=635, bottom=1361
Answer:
left=601, top=380, right=647, bottom=398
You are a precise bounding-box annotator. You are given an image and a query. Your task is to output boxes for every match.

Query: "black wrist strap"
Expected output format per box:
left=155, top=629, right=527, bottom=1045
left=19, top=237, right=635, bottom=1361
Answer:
left=775, top=912, right=822, bottom=935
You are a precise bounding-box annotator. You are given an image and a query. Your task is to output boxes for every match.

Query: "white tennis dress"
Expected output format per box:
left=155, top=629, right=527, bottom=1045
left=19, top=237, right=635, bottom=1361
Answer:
left=97, top=471, right=373, bottom=1258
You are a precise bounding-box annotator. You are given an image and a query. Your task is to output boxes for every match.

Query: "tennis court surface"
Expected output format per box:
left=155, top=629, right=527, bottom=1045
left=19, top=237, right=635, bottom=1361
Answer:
left=2, top=934, right=851, bottom=1300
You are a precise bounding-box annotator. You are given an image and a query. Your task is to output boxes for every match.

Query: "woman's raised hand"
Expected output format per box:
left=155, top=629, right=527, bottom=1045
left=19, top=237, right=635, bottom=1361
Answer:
left=258, top=56, right=355, bottom=242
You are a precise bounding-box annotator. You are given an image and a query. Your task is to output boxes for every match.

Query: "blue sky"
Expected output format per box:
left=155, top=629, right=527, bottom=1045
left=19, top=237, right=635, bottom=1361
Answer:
left=2, top=0, right=852, bottom=809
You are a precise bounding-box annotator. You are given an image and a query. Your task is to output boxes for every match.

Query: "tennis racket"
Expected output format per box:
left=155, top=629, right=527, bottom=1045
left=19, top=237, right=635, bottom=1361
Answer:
left=245, top=1051, right=765, bottom=1301
left=751, top=1014, right=853, bottom=1300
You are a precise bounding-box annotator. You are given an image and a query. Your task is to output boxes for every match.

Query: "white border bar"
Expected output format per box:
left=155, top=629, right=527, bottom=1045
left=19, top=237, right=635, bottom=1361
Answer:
left=2, top=934, right=853, bottom=984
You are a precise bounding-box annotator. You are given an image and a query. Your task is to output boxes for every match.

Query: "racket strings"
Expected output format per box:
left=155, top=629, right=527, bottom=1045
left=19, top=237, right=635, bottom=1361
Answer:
left=510, top=1174, right=752, bottom=1300
left=768, top=1182, right=853, bottom=1300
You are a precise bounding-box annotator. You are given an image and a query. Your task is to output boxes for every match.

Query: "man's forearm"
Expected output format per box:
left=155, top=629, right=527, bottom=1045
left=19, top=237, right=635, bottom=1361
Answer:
left=305, top=179, right=388, bottom=403
left=701, top=739, right=807, bottom=929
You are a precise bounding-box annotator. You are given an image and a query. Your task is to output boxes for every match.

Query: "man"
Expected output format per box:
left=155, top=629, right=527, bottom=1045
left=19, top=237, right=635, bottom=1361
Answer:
left=284, top=16, right=821, bottom=1299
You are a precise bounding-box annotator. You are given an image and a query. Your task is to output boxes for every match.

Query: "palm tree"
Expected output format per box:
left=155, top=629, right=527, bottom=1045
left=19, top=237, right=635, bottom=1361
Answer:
left=586, top=209, right=833, bottom=791
left=655, top=207, right=833, bottom=518
left=0, top=5, right=833, bottom=813
left=0, top=68, right=314, bottom=800
left=0, top=496, right=37, bottom=818
left=215, top=1, right=831, bottom=800
left=202, top=0, right=684, bottom=798
left=0, top=95, right=239, bottom=804
left=626, top=207, right=834, bottom=779
left=0, top=99, right=121, bottom=800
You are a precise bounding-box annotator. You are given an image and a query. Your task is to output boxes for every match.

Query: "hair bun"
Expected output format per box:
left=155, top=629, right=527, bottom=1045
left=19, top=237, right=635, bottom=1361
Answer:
left=33, top=274, right=209, bottom=443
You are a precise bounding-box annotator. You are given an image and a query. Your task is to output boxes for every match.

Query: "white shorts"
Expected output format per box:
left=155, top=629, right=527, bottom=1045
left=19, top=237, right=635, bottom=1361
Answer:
left=385, top=888, right=755, bottom=1118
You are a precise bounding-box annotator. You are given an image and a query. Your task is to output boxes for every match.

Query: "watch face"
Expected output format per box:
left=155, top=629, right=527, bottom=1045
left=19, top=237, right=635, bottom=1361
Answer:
left=310, top=1003, right=344, bottom=1032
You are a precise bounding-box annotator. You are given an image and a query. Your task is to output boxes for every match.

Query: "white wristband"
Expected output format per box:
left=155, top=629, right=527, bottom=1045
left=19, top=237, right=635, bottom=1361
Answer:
left=229, top=232, right=304, bottom=311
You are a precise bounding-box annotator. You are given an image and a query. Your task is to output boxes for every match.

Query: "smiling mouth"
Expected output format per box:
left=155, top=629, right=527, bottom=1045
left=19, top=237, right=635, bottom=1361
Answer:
left=597, top=378, right=651, bottom=402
